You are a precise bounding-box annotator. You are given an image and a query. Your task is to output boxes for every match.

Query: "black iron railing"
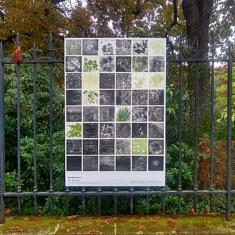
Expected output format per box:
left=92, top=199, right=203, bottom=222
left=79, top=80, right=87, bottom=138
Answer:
left=0, top=34, right=234, bottom=223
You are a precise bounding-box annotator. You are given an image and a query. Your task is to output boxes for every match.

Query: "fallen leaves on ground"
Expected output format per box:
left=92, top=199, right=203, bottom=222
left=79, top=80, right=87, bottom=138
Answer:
left=167, top=218, right=176, bottom=228
left=104, top=218, right=112, bottom=225
left=24, top=217, right=38, bottom=221
left=5, top=208, right=12, bottom=215
left=66, top=215, right=79, bottom=220
left=10, top=226, right=24, bottom=232
left=86, top=229, right=99, bottom=235
left=138, top=225, right=145, bottom=231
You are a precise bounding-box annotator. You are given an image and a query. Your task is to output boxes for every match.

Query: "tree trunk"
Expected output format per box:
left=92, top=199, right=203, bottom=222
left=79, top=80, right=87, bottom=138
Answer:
left=182, top=0, right=214, bottom=135
left=182, top=0, right=214, bottom=58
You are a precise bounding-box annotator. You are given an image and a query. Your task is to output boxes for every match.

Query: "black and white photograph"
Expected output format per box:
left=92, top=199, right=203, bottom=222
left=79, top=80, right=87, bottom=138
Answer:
left=100, top=156, right=114, bottom=171
left=132, top=123, right=147, bottom=138
left=149, top=90, right=164, bottom=105
left=100, top=106, right=115, bottom=122
left=66, top=73, right=82, bottom=89
left=148, top=156, right=164, bottom=171
left=133, top=40, right=148, bottom=55
left=66, top=90, right=82, bottom=105
left=116, top=139, right=131, bottom=154
left=66, top=56, right=82, bottom=72
left=116, top=57, right=131, bottom=72
left=100, top=123, right=115, bottom=138
left=66, top=139, right=82, bottom=155
left=99, top=73, right=115, bottom=89
left=149, top=123, right=164, bottom=138
left=148, top=106, right=164, bottom=122
left=100, top=90, right=115, bottom=105
left=83, top=123, right=98, bottom=138
left=100, top=39, right=115, bottom=55
left=66, top=39, right=81, bottom=55
left=132, top=106, right=147, bottom=122
left=132, top=156, right=147, bottom=171
left=149, top=140, right=164, bottom=155
left=116, top=156, right=131, bottom=171
left=132, top=90, right=148, bottom=105
left=132, top=57, right=148, bottom=72
left=116, top=90, right=131, bottom=105
left=82, top=39, right=98, bottom=55
left=149, top=56, right=165, bottom=72
left=116, top=39, right=131, bottom=55
left=83, top=106, right=98, bottom=122
left=100, top=56, right=115, bottom=72
left=83, top=156, right=98, bottom=171
left=83, top=139, right=98, bottom=155
left=66, top=106, right=82, bottom=122
left=67, top=156, right=81, bottom=171
left=116, top=73, right=131, bottom=89
left=116, top=123, right=131, bottom=138
left=99, top=139, right=115, bottom=155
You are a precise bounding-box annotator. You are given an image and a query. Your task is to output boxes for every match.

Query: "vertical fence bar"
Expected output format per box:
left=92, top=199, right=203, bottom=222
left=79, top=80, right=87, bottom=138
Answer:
left=0, top=42, right=5, bottom=223
left=98, top=187, right=101, bottom=215
left=65, top=187, right=70, bottom=215
left=33, top=42, right=38, bottom=214
left=146, top=187, right=150, bottom=214
left=130, top=187, right=134, bottom=214
left=114, top=187, right=117, bottom=214
left=209, top=38, right=215, bottom=212
left=16, top=34, right=22, bottom=213
left=178, top=36, right=183, bottom=212
left=82, top=187, right=86, bottom=215
left=49, top=32, right=54, bottom=213
left=226, top=43, right=233, bottom=221
left=193, top=42, right=199, bottom=213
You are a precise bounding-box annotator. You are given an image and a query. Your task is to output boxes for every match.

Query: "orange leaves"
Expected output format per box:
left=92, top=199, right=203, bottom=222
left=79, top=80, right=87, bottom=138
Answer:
left=10, top=226, right=24, bottom=232
left=13, top=46, right=21, bottom=64
left=104, top=217, right=113, bottom=225
left=138, top=225, right=145, bottom=231
left=66, top=215, right=79, bottom=220
left=5, top=208, right=12, bottom=215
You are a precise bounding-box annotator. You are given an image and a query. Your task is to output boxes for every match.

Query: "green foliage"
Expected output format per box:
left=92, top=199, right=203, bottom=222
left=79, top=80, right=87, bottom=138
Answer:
left=4, top=52, right=65, bottom=214
left=83, top=90, right=98, bottom=104
left=166, top=142, right=194, bottom=190
left=215, top=66, right=235, bottom=123
left=83, top=58, right=98, bottom=72
left=116, top=107, right=131, bottom=121
left=66, top=123, right=82, bottom=138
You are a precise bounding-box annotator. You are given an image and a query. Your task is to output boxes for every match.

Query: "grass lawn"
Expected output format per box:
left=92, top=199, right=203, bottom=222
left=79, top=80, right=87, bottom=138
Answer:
left=1, top=214, right=235, bottom=234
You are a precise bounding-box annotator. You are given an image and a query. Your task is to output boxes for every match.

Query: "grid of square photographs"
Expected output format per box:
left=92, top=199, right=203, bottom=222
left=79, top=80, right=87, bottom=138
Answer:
left=65, top=38, right=166, bottom=186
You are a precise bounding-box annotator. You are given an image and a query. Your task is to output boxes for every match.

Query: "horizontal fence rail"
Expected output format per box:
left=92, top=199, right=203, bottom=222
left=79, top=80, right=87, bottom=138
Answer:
left=0, top=34, right=234, bottom=223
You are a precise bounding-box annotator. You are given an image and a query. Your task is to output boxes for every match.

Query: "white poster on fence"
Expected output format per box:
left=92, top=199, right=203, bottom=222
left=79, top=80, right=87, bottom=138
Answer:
left=64, top=38, right=166, bottom=186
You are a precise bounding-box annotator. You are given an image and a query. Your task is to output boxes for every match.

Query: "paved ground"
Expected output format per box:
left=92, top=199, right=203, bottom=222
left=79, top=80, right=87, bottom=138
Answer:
left=0, top=214, right=235, bottom=234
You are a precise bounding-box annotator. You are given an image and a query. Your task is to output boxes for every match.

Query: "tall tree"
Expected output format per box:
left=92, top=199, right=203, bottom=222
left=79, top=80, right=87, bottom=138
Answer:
left=0, top=0, right=66, bottom=51
left=182, top=0, right=214, bottom=58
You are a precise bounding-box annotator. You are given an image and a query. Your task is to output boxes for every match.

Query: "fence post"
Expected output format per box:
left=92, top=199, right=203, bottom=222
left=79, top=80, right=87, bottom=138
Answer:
left=226, top=43, right=233, bottom=221
left=0, top=42, right=5, bottom=224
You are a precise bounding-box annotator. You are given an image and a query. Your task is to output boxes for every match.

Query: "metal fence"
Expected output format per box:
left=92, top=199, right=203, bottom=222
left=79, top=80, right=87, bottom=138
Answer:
left=0, top=34, right=234, bottom=223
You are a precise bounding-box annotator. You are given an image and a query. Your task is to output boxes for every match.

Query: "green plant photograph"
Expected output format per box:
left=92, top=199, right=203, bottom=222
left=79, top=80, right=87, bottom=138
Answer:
left=132, top=73, right=147, bottom=89
left=149, top=39, right=165, bottom=56
left=149, top=72, right=164, bottom=88
left=66, top=123, right=82, bottom=138
left=132, top=139, right=147, bottom=155
left=82, top=72, right=99, bottom=89
left=83, top=90, right=99, bottom=105
left=83, top=57, right=98, bottom=72
left=116, top=107, right=131, bottom=121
